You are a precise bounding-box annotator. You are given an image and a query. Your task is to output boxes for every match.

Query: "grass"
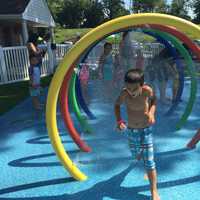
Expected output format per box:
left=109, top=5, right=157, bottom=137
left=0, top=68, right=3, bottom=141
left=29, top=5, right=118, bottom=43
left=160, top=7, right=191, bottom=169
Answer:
left=54, top=28, right=155, bottom=43
left=0, top=75, right=52, bottom=116
left=54, top=24, right=200, bottom=44
left=54, top=28, right=92, bottom=43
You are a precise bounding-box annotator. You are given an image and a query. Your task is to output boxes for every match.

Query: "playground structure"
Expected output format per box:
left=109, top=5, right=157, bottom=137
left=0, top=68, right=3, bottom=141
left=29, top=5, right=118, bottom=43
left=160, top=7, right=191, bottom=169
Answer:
left=45, top=13, right=200, bottom=181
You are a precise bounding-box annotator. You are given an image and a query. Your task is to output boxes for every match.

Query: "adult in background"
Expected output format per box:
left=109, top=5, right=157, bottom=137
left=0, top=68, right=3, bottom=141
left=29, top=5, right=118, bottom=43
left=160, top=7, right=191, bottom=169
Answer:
left=145, top=48, right=179, bottom=104
left=27, top=34, right=46, bottom=110
left=119, top=31, right=135, bottom=72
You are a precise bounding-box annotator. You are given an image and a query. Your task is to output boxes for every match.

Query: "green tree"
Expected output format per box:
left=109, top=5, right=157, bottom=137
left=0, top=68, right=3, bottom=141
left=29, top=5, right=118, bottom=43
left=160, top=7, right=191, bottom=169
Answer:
left=48, top=0, right=129, bottom=28
left=47, top=0, right=64, bottom=21
left=170, top=0, right=191, bottom=20
left=57, top=0, right=87, bottom=28
left=102, top=0, right=129, bottom=20
left=132, top=0, right=168, bottom=13
left=192, top=0, right=200, bottom=23
left=83, top=1, right=105, bottom=27
left=154, top=0, right=170, bottom=13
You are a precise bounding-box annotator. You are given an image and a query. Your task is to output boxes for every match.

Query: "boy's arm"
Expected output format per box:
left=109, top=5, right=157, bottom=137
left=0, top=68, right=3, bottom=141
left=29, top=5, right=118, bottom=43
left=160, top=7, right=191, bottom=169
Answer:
left=114, top=103, right=121, bottom=122
left=148, top=88, right=156, bottom=124
left=149, top=90, right=156, bottom=114
left=143, top=85, right=156, bottom=124
left=114, top=90, right=127, bottom=130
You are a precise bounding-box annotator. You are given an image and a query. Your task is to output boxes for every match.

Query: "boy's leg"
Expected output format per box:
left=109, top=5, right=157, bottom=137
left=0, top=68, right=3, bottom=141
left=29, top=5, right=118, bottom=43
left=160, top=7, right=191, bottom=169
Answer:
left=127, top=130, right=141, bottom=161
left=147, top=169, right=160, bottom=200
left=141, top=128, right=160, bottom=200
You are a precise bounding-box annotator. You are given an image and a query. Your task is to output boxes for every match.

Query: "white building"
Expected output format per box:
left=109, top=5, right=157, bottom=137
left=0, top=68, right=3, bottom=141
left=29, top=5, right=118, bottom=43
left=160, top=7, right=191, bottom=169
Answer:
left=0, top=0, right=72, bottom=85
left=0, top=0, right=55, bottom=47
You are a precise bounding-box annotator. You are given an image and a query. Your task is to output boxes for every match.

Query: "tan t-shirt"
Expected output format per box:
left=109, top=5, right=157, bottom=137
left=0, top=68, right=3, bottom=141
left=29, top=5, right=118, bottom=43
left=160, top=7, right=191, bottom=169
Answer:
left=115, top=85, right=155, bottom=129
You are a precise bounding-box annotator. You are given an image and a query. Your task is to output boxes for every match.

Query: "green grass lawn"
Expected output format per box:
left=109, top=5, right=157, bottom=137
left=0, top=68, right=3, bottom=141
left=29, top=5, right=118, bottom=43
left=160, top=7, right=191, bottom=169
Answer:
left=54, top=25, right=200, bottom=44
left=54, top=28, right=92, bottom=43
left=54, top=27, right=156, bottom=43
left=0, top=75, right=52, bottom=116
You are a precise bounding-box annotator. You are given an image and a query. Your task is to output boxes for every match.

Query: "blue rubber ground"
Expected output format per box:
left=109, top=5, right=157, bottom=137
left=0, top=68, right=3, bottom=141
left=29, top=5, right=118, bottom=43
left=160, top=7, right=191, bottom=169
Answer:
left=0, top=78, right=200, bottom=200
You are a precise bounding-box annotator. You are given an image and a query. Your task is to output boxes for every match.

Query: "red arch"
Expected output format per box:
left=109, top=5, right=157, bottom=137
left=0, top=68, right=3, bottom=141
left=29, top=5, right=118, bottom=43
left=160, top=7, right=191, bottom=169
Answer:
left=139, top=24, right=200, bottom=60
left=60, top=65, right=91, bottom=152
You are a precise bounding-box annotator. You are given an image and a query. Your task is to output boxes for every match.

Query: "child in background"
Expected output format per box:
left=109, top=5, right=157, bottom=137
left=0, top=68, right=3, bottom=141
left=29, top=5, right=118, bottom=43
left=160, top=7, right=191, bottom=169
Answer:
left=28, top=62, right=42, bottom=110
left=114, top=68, right=160, bottom=200
left=27, top=35, right=45, bottom=110
left=113, top=53, right=124, bottom=90
left=79, top=63, right=90, bottom=102
left=98, top=42, right=114, bottom=100
left=165, top=58, right=179, bottom=102
left=145, top=48, right=174, bottom=104
left=98, top=42, right=113, bottom=80
left=119, top=31, right=135, bottom=71
left=80, top=63, right=89, bottom=86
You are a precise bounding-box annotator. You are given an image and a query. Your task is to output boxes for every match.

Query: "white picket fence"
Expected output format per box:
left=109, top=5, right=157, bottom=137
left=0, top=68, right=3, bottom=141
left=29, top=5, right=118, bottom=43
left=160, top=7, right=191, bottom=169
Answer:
left=0, top=43, right=72, bottom=85
left=0, top=41, right=162, bottom=85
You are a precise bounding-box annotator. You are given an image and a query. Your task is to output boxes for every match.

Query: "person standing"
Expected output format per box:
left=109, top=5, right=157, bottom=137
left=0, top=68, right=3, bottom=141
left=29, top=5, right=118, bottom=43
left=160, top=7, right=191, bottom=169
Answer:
left=27, top=34, right=46, bottom=110
left=114, top=68, right=160, bottom=200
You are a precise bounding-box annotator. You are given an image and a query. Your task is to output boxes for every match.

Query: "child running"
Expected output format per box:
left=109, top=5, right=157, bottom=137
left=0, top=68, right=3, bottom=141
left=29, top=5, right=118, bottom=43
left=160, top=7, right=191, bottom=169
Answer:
left=114, top=68, right=160, bottom=200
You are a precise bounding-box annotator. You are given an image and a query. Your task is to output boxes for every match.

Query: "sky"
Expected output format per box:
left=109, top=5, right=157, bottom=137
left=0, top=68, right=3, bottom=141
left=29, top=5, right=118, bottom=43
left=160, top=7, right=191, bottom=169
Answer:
left=124, top=0, right=172, bottom=10
left=123, top=0, right=194, bottom=18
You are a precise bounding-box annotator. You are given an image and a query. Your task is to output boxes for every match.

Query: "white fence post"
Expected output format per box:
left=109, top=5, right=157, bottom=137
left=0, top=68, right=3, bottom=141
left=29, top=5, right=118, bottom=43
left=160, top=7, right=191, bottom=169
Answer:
left=47, top=42, right=54, bottom=74
left=0, top=46, right=8, bottom=83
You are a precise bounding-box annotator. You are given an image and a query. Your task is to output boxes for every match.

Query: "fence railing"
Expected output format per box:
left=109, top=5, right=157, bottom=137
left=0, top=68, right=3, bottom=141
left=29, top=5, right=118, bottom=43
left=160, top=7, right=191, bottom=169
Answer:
left=2, top=46, right=29, bottom=83
left=0, top=43, right=72, bottom=85
left=0, top=41, right=162, bottom=85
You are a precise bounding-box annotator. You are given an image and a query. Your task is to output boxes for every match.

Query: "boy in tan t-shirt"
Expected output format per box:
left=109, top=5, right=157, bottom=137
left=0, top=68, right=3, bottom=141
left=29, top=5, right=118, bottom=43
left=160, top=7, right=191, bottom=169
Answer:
left=114, top=68, right=160, bottom=200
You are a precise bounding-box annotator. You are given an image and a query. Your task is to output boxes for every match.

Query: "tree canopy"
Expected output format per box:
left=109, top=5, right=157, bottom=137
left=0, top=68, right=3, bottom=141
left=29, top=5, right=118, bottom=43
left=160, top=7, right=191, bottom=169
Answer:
left=47, top=0, right=199, bottom=28
left=47, top=0, right=129, bottom=28
left=169, top=0, right=191, bottom=20
left=193, top=0, right=200, bottom=23
left=132, top=0, right=168, bottom=13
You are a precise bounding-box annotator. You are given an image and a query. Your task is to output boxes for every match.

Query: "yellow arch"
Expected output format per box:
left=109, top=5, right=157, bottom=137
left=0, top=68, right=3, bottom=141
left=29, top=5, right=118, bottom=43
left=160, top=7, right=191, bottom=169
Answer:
left=46, top=13, right=200, bottom=181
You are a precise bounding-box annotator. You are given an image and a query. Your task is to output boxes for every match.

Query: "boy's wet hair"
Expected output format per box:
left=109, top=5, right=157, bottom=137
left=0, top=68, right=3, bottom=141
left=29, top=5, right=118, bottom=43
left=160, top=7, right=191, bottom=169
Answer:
left=124, top=68, right=144, bottom=85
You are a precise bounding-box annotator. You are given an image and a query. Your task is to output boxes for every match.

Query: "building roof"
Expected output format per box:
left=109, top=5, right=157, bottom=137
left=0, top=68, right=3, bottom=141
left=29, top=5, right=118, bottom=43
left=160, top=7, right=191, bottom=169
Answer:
left=0, top=0, right=30, bottom=15
left=0, top=0, right=55, bottom=27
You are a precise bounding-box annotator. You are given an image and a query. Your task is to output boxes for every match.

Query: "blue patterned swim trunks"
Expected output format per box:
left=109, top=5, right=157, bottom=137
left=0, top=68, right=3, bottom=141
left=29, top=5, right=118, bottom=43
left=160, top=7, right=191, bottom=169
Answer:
left=126, top=127, right=156, bottom=170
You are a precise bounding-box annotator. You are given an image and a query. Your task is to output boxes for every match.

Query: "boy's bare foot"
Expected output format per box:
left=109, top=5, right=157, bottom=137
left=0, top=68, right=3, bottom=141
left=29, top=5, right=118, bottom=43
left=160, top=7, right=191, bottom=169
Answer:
left=152, top=192, right=160, bottom=200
